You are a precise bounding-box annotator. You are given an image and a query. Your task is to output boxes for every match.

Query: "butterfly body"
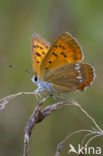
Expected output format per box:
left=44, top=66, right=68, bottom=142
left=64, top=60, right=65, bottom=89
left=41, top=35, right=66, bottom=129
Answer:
left=32, top=32, right=95, bottom=97
left=32, top=76, right=53, bottom=92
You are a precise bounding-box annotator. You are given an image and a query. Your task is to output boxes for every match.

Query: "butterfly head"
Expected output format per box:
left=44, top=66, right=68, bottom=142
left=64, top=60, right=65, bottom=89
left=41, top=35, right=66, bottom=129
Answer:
left=31, top=75, right=39, bottom=85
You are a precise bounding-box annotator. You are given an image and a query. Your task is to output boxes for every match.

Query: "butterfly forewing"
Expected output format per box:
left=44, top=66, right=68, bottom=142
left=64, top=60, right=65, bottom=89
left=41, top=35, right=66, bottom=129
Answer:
left=43, top=63, right=95, bottom=92
left=32, top=33, right=51, bottom=76
left=39, top=32, right=83, bottom=80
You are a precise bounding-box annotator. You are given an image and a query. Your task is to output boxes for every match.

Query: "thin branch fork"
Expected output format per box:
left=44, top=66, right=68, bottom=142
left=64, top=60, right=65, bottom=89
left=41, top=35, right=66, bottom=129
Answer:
left=0, top=92, right=102, bottom=156
left=24, top=97, right=63, bottom=156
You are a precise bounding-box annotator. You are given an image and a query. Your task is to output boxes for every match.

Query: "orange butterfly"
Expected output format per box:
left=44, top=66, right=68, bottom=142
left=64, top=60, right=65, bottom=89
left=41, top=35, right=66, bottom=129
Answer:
left=32, top=32, right=95, bottom=98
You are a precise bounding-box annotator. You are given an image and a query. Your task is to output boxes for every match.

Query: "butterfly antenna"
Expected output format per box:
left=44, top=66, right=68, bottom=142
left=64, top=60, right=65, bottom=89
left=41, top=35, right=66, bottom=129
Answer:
left=8, top=65, right=34, bottom=75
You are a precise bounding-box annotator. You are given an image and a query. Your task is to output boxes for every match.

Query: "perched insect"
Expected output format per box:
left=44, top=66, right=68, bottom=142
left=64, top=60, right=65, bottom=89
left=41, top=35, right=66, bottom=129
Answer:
left=32, top=32, right=95, bottom=99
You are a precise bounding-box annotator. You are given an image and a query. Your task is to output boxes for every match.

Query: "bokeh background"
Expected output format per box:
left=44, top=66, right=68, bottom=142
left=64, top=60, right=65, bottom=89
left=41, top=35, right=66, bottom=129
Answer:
left=0, top=0, right=103, bottom=156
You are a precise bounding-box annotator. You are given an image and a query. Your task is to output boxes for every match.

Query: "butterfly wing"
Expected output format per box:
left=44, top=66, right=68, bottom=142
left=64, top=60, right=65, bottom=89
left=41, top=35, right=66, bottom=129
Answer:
left=39, top=32, right=83, bottom=80
left=43, top=63, right=95, bottom=92
left=32, top=33, right=51, bottom=76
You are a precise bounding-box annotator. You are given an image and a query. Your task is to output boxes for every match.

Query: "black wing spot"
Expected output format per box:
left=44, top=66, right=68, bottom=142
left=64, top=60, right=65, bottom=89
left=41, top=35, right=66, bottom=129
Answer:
left=52, top=52, right=57, bottom=57
left=64, top=54, right=67, bottom=57
left=45, top=67, right=48, bottom=70
left=40, top=47, right=43, bottom=49
left=49, top=61, right=52, bottom=64
left=36, top=52, right=41, bottom=57
left=33, top=45, right=36, bottom=48
left=61, top=52, right=64, bottom=55
left=37, top=61, right=39, bottom=63
left=59, top=45, right=62, bottom=48
left=59, top=45, right=65, bottom=49
left=61, top=52, right=67, bottom=57
left=42, top=51, right=45, bottom=55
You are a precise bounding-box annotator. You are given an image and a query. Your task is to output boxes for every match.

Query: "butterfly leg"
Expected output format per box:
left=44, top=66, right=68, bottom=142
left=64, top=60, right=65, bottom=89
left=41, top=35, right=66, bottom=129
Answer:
left=34, top=87, right=45, bottom=101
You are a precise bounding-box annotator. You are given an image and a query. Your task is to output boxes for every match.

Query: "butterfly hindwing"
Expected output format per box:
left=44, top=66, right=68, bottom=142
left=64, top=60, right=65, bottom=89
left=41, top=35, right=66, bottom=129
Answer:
left=43, top=63, right=95, bottom=92
left=32, top=33, right=51, bottom=76
left=39, top=32, right=83, bottom=80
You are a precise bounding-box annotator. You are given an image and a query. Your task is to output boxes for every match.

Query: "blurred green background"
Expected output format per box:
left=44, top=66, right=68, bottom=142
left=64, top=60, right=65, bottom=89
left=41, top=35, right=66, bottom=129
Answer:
left=0, top=0, right=103, bottom=156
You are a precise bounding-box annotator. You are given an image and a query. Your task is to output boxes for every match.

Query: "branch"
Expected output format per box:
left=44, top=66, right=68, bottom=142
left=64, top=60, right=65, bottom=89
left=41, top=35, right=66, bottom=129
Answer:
left=56, top=94, right=103, bottom=132
left=0, top=92, right=34, bottom=112
left=0, top=92, right=102, bottom=156
left=55, top=94, right=103, bottom=156
left=23, top=97, right=64, bottom=156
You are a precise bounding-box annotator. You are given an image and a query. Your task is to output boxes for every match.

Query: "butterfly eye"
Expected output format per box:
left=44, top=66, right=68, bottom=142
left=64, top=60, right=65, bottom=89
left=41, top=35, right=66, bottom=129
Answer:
left=34, top=76, right=38, bottom=81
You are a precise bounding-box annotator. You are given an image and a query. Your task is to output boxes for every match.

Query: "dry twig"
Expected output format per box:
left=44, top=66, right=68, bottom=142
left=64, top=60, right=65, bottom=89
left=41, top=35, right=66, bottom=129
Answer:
left=24, top=96, right=64, bottom=156
left=0, top=92, right=103, bottom=156
left=55, top=94, right=103, bottom=156
left=0, top=92, right=34, bottom=112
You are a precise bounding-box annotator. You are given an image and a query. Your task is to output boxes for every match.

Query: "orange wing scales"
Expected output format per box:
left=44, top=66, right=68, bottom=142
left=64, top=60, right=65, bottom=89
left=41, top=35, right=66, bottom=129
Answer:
left=78, top=63, right=95, bottom=90
left=31, top=32, right=95, bottom=92
left=39, top=32, right=83, bottom=80
left=32, top=33, right=51, bottom=76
